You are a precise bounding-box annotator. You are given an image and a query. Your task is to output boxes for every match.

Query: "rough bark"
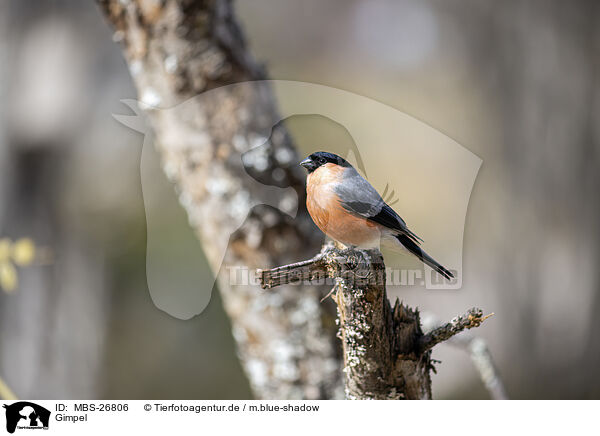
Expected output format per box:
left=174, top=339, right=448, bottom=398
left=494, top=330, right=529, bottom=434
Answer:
left=96, top=0, right=343, bottom=399
left=333, top=250, right=431, bottom=400
left=260, top=243, right=491, bottom=399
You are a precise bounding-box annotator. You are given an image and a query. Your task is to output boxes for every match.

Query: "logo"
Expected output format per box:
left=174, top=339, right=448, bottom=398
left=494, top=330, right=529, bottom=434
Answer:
left=2, top=402, right=50, bottom=433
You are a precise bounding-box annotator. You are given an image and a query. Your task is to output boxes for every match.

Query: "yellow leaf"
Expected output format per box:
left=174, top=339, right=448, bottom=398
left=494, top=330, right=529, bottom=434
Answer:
left=0, top=261, right=17, bottom=293
left=0, top=375, right=17, bottom=400
left=0, top=239, right=10, bottom=263
left=12, top=238, right=35, bottom=266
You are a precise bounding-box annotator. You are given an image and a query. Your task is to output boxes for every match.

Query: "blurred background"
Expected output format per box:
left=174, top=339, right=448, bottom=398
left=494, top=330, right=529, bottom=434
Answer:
left=0, top=0, right=599, bottom=399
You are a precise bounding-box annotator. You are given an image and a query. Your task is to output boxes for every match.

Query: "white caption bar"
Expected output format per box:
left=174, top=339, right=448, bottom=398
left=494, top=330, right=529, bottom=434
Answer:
left=0, top=400, right=597, bottom=435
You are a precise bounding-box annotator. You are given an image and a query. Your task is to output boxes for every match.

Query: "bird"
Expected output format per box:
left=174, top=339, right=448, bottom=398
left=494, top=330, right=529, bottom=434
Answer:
left=300, top=151, right=454, bottom=280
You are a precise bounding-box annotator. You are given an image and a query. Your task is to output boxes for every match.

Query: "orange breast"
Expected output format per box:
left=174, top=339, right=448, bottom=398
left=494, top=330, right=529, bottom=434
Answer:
left=306, top=164, right=381, bottom=248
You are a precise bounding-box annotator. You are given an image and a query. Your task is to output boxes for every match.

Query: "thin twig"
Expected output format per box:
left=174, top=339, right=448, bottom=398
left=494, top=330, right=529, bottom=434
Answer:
left=421, top=311, right=508, bottom=400
left=458, top=335, right=508, bottom=400
left=418, top=308, right=493, bottom=353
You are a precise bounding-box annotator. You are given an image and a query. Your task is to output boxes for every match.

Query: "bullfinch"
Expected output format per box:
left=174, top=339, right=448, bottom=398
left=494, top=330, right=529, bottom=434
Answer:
left=300, top=151, right=454, bottom=280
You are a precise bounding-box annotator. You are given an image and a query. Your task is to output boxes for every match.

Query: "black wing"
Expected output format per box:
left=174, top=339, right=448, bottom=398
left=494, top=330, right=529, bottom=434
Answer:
left=335, top=168, right=423, bottom=244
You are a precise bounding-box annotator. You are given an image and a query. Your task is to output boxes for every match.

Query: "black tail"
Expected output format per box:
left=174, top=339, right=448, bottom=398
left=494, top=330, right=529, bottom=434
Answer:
left=396, top=234, right=454, bottom=280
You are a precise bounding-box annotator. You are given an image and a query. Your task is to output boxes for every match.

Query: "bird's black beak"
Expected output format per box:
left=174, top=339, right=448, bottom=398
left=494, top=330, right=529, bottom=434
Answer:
left=300, top=157, right=313, bottom=171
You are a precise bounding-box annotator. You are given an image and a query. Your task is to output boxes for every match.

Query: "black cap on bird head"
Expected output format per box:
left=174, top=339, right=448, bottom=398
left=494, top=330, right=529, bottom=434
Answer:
left=300, top=152, right=352, bottom=173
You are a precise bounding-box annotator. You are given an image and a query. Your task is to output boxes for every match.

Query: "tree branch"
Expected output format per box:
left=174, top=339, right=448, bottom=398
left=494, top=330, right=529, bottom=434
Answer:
left=418, top=308, right=493, bottom=353
left=259, top=244, right=492, bottom=400
left=459, top=336, right=508, bottom=400
left=258, top=246, right=329, bottom=290
left=421, top=312, right=508, bottom=400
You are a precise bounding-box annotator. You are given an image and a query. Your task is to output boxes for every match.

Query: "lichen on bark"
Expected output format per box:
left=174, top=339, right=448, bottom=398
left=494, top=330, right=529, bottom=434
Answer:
left=97, top=0, right=344, bottom=399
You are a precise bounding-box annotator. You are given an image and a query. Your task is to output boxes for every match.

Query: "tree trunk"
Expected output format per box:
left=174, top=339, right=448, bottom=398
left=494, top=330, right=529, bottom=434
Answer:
left=96, top=0, right=343, bottom=399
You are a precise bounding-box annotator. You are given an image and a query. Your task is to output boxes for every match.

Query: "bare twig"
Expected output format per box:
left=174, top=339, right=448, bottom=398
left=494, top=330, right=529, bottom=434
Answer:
left=459, top=336, right=508, bottom=400
left=258, top=249, right=328, bottom=289
left=421, top=312, right=508, bottom=400
left=418, top=308, right=493, bottom=353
